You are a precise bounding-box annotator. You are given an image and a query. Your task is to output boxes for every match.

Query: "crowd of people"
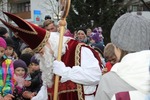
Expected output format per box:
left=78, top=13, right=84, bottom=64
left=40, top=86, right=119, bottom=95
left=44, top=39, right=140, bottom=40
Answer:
left=0, top=11, right=149, bottom=100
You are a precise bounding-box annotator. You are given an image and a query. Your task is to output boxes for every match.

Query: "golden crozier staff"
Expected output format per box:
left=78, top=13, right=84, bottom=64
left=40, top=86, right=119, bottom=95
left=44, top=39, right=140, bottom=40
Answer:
left=53, top=0, right=71, bottom=100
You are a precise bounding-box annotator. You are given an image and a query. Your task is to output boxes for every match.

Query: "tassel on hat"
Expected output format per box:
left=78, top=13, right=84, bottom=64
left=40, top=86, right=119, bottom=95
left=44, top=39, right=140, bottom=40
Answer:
left=0, top=12, right=50, bottom=52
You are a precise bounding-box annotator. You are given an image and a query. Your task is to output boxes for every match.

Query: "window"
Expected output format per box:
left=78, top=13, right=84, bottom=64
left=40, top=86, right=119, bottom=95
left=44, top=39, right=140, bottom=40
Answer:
left=17, top=2, right=30, bottom=13
left=132, top=5, right=143, bottom=11
left=25, top=2, right=30, bottom=12
left=132, top=5, right=138, bottom=11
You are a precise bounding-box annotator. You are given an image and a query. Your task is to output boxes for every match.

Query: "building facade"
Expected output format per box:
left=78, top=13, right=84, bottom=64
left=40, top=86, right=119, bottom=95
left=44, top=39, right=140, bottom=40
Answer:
left=123, top=0, right=150, bottom=11
left=0, top=0, right=59, bottom=25
left=125, top=0, right=150, bottom=19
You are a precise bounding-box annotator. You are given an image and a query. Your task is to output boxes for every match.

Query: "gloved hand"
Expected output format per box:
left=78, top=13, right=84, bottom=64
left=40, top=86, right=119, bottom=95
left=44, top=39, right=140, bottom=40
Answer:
left=31, top=85, right=48, bottom=100
left=53, top=60, right=71, bottom=77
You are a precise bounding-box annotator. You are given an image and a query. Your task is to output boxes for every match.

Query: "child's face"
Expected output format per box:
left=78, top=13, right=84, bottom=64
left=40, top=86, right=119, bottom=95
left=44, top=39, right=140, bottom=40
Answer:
left=87, top=30, right=92, bottom=36
left=29, top=63, right=39, bottom=73
left=0, top=47, right=5, bottom=58
left=107, top=55, right=117, bottom=65
left=15, top=67, right=26, bottom=77
left=106, top=46, right=121, bottom=66
left=5, top=46, right=14, bottom=56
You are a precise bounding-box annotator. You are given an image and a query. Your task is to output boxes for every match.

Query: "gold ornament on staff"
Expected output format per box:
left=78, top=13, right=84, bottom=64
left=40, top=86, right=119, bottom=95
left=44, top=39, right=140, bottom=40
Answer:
left=53, top=0, right=71, bottom=100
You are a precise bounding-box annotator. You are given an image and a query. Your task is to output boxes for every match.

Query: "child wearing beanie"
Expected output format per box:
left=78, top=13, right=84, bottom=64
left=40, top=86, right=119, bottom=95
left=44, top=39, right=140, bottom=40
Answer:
left=4, top=37, right=18, bottom=61
left=22, top=55, right=42, bottom=99
left=90, top=32, right=105, bottom=52
left=13, top=59, right=28, bottom=100
left=29, top=55, right=40, bottom=73
left=0, top=37, right=15, bottom=99
left=14, top=59, right=27, bottom=77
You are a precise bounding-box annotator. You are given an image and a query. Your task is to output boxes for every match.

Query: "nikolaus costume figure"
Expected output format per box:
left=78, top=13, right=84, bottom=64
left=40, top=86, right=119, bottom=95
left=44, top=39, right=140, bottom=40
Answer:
left=40, top=32, right=102, bottom=100
left=0, top=12, right=102, bottom=100
left=94, top=13, right=150, bottom=100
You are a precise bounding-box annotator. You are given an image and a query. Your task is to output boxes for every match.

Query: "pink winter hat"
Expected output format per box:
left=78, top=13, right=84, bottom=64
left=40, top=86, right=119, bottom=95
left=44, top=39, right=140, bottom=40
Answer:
left=0, top=37, right=6, bottom=49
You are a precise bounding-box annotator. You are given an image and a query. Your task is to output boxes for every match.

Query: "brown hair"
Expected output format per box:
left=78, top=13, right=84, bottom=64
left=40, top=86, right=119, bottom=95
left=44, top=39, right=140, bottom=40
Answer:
left=43, top=19, right=54, bottom=28
left=104, top=43, right=115, bottom=60
left=104, top=43, right=128, bottom=61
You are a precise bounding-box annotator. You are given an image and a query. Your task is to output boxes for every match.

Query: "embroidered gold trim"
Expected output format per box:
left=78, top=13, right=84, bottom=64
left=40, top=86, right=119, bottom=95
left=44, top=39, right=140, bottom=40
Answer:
left=59, top=89, right=78, bottom=100
left=33, top=31, right=50, bottom=52
left=48, top=89, right=78, bottom=100
left=75, top=43, right=86, bottom=100
left=58, top=89, right=78, bottom=94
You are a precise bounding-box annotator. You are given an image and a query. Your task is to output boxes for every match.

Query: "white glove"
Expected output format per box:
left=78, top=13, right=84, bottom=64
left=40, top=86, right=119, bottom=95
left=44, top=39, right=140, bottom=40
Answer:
left=53, top=60, right=71, bottom=77
left=31, top=85, right=48, bottom=100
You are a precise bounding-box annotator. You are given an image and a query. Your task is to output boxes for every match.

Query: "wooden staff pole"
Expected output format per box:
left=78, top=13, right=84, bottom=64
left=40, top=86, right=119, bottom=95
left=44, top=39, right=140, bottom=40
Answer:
left=53, top=19, right=66, bottom=100
left=53, top=0, right=71, bottom=100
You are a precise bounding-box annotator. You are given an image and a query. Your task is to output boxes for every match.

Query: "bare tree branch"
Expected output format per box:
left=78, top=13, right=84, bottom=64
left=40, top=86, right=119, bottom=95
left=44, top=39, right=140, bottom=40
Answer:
left=40, top=0, right=60, bottom=20
left=140, top=0, right=150, bottom=11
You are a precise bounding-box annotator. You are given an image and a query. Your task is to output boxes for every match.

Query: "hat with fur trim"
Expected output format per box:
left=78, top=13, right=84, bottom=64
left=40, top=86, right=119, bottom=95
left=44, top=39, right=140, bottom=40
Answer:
left=0, top=12, right=50, bottom=52
left=111, top=13, right=150, bottom=52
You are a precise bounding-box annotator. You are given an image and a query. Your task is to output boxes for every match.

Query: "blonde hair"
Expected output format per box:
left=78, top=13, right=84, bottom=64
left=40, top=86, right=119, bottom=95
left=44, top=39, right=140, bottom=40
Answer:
left=77, top=30, right=86, bottom=37
left=77, top=30, right=85, bottom=34
left=21, top=48, right=34, bottom=56
left=86, top=28, right=92, bottom=33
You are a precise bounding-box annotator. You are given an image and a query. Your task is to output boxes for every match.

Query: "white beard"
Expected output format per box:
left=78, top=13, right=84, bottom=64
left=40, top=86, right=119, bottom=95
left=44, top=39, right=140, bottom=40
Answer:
left=36, top=32, right=71, bottom=87
left=36, top=46, right=54, bottom=87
